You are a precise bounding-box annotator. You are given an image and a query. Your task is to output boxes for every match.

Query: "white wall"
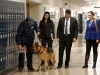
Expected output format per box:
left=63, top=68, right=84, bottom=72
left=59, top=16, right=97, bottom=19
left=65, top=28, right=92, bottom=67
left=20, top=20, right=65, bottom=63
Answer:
left=30, top=4, right=44, bottom=23
left=29, top=0, right=81, bottom=12
left=29, top=0, right=82, bottom=42
left=30, top=4, right=44, bottom=42
left=81, top=7, right=100, bottom=18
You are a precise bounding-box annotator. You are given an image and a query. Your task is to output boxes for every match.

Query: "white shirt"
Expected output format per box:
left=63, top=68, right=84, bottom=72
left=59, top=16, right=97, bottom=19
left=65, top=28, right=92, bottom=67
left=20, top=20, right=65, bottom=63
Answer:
left=64, top=17, right=70, bottom=34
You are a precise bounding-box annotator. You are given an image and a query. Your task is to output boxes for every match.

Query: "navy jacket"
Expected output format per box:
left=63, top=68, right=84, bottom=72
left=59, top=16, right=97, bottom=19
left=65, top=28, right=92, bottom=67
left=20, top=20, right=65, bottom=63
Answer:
left=15, top=17, right=40, bottom=46
left=85, top=19, right=100, bottom=40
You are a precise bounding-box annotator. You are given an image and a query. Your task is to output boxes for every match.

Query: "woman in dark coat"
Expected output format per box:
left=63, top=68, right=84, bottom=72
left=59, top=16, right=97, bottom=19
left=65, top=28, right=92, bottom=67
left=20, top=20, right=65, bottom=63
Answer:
left=39, top=12, right=55, bottom=65
left=39, top=12, right=55, bottom=48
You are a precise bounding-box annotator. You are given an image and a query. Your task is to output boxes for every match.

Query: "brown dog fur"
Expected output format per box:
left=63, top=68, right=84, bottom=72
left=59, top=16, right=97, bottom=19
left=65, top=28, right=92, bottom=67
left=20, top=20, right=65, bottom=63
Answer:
left=32, top=42, right=56, bottom=72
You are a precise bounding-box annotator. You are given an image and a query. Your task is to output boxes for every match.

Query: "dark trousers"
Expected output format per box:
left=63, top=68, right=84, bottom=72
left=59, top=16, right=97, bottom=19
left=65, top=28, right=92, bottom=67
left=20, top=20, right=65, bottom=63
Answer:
left=18, top=46, right=33, bottom=69
left=86, top=40, right=98, bottom=54
left=42, top=38, right=52, bottom=48
left=58, top=35, right=72, bottom=66
left=41, top=38, right=52, bottom=65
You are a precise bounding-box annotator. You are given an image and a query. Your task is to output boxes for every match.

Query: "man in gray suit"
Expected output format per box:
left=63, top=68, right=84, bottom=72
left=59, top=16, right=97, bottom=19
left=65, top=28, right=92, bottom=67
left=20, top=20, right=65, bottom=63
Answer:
left=57, top=9, right=78, bottom=69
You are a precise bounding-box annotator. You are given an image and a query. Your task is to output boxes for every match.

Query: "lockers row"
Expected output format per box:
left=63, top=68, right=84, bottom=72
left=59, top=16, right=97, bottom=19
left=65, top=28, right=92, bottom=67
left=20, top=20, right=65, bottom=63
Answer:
left=0, top=14, right=25, bottom=19
left=0, top=0, right=25, bottom=72
left=0, top=0, right=24, bottom=13
left=0, top=47, right=19, bottom=71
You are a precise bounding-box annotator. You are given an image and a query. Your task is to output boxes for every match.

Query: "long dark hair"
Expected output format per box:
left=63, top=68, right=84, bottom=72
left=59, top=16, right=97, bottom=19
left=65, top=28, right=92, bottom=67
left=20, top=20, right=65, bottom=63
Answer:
left=41, top=11, right=51, bottom=23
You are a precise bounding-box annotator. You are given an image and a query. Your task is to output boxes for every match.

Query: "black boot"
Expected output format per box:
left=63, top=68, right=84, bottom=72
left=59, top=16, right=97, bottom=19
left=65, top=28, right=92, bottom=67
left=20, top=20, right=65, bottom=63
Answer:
left=82, top=54, right=90, bottom=68
left=92, top=54, right=98, bottom=68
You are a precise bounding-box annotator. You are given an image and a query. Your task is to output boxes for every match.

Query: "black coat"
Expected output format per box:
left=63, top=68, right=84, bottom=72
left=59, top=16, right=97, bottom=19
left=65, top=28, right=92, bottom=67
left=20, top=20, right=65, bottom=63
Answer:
left=57, top=17, right=78, bottom=41
left=39, top=20, right=55, bottom=39
left=15, top=17, right=40, bottom=46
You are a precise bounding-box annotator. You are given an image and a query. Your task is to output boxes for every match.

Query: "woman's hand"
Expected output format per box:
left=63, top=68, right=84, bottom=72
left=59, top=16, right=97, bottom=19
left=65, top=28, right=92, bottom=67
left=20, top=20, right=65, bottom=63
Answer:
left=96, top=40, right=99, bottom=43
left=73, top=38, right=77, bottom=42
left=18, top=45, right=23, bottom=51
left=57, top=38, right=59, bottom=42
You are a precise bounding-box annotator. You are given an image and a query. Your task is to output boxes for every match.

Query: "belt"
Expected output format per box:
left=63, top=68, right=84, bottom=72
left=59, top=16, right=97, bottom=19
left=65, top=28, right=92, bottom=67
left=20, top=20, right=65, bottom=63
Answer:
left=64, top=34, right=70, bottom=36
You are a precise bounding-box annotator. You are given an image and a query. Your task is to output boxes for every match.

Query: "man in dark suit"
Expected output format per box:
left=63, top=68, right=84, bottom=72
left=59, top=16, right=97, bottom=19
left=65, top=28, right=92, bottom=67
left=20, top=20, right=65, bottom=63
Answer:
left=57, top=9, right=78, bottom=69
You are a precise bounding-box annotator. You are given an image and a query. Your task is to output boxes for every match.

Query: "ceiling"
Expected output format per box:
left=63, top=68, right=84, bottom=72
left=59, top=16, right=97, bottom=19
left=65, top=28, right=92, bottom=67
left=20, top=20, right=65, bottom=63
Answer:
left=68, top=0, right=100, bottom=7
left=26, top=0, right=100, bottom=8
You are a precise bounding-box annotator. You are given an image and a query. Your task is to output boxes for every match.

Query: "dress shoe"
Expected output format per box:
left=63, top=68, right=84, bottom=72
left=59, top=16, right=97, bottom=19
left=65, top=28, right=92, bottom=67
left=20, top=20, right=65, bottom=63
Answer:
left=65, top=66, right=69, bottom=68
left=82, top=65, right=88, bottom=68
left=92, top=64, right=96, bottom=68
left=57, top=66, right=62, bottom=69
left=28, top=67, right=35, bottom=71
left=18, top=68, right=23, bottom=72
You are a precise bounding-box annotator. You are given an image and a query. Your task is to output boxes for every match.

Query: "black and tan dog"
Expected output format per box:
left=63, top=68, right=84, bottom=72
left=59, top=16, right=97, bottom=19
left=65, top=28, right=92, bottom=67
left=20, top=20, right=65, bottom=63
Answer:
left=32, top=42, right=56, bottom=72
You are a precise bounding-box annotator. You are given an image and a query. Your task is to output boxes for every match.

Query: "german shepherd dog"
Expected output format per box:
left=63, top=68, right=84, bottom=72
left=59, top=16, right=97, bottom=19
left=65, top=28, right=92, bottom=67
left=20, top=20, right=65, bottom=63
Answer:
left=32, top=42, right=56, bottom=72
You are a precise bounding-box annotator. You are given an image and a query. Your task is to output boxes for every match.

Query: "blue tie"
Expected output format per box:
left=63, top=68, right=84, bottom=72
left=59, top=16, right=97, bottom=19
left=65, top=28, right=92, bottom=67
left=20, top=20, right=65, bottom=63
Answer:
left=65, top=21, right=68, bottom=36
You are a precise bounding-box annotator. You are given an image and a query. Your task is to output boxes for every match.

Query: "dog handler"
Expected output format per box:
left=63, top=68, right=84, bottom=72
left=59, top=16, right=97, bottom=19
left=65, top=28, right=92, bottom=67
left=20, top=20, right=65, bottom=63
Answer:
left=15, top=17, right=40, bottom=71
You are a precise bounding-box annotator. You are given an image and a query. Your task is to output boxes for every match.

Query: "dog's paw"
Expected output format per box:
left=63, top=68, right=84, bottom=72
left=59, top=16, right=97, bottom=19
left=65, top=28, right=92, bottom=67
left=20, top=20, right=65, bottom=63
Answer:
left=36, top=69, right=39, bottom=72
left=44, top=70, right=47, bottom=72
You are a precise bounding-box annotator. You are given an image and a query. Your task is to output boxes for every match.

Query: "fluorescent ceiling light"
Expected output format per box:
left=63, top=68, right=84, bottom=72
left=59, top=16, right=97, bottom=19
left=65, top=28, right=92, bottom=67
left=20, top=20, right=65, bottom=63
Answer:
left=87, top=2, right=96, bottom=3
left=84, top=0, right=93, bottom=1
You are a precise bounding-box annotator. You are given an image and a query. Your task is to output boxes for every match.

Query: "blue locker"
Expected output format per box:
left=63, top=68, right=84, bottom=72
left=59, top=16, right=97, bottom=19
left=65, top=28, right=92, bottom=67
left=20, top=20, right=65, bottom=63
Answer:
left=0, top=0, right=25, bottom=72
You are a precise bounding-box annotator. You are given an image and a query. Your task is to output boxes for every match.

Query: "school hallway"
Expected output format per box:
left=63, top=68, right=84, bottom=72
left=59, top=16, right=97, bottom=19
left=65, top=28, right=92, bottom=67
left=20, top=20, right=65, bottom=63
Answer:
left=5, top=34, right=100, bottom=75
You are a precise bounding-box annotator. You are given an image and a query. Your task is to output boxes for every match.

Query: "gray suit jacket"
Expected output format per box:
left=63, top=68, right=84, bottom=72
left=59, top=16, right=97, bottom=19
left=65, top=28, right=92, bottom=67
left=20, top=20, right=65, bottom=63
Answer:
left=57, top=17, right=78, bottom=41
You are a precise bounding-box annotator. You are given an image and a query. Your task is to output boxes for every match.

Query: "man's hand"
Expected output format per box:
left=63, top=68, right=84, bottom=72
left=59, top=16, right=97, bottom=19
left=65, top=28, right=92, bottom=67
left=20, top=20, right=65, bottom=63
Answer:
left=84, top=40, right=86, bottom=43
left=38, top=32, right=40, bottom=35
left=18, top=45, right=23, bottom=51
left=57, top=38, right=59, bottom=42
left=73, top=38, right=77, bottom=42
left=39, top=39, right=42, bottom=42
left=96, top=40, right=99, bottom=43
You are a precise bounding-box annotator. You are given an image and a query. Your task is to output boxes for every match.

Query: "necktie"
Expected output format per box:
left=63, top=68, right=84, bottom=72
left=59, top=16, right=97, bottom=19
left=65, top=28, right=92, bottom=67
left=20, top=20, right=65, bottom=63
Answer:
left=65, top=21, right=68, bottom=36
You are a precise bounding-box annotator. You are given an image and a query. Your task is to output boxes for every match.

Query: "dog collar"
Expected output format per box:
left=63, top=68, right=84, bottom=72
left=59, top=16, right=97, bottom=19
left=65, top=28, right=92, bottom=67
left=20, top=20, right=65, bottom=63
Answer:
left=39, top=47, right=46, bottom=54
left=37, top=49, right=41, bottom=54
left=37, top=47, right=42, bottom=54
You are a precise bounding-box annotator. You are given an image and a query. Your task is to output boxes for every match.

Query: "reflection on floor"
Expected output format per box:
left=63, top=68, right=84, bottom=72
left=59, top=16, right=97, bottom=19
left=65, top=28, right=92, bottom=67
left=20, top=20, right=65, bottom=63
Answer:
left=7, top=34, right=100, bottom=75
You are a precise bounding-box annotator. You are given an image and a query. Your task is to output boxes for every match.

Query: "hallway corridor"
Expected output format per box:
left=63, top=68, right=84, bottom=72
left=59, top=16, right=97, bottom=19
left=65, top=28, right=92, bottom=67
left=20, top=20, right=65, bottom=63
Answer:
left=7, top=34, right=100, bottom=75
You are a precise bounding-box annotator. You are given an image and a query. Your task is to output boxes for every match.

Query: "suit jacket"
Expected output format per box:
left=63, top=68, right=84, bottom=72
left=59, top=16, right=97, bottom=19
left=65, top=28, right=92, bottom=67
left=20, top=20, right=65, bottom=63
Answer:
left=39, top=20, right=55, bottom=39
left=85, top=19, right=100, bottom=40
left=57, top=17, right=78, bottom=41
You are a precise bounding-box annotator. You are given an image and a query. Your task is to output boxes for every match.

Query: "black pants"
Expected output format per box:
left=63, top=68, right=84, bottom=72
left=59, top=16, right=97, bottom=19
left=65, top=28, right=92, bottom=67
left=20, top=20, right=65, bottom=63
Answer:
left=18, top=46, right=33, bottom=69
left=41, top=38, right=52, bottom=65
left=58, top=35, right=72, bottom=66
left=86, top=40, right=98, bottom=55
left=42, top=38, right=52, bottom=48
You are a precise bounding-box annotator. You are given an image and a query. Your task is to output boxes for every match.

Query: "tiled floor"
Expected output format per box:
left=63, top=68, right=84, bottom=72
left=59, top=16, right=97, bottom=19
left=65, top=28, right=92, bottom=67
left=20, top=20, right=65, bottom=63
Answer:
left=7, top=34, right=100, bottom=75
